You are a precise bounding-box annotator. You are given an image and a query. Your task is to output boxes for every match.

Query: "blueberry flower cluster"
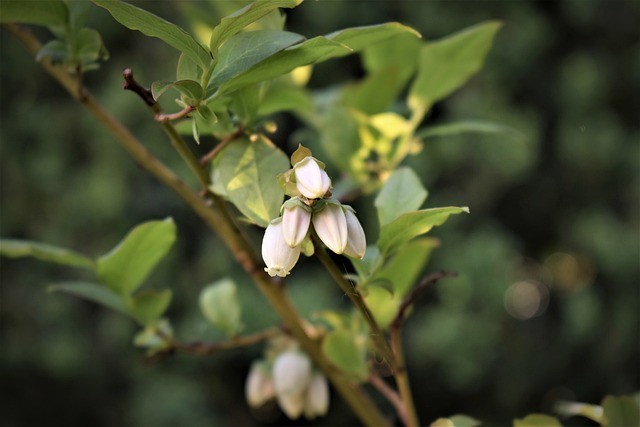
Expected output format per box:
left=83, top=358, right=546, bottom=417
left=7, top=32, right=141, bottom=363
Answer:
left=262, top=147, right=366, bottom=277
left=245, top=348, right=329, bottom=420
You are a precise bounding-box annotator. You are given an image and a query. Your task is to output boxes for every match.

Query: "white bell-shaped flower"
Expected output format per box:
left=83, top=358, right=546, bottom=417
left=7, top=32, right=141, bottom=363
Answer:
left=281, top=198, right=311, bottom=247
left=342, top=206, right=366, bottom=259
left=272, top=351, right=312, bottom=419
left=293, top=156, right=331, bottom=199
left=262, top=218, right=301, bottom=277
left=303, top=373, right=330, bottom=419
left=313, top=201, right=347, bottom=254
left=245, top=361, right=275, bottom=408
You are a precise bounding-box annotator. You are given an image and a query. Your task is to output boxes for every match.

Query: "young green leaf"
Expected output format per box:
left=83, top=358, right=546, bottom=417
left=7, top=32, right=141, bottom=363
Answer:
left=375, top=167, right=428, bottom=226
left=127, top=289, right=173, bottom=326
left=513, top=414, right=562, bottom=427
left=215, top=36, right=351, bottom=97
left=365, top=238, right=438, bottom=328
left=209, top=0, right=303, bottom=55
left=377, top=207, right=469, bottom=255
left=409, top=21, right=503, bottom=111
left=327, top=22, right=421, bottom=53
left=176, top=52, right=202, bottom=82
left=92, top=0, right=211, bottom=68
left=48, top=281, right=130, bottom=316
left=75, top=28, right=109, bottom=64
left=97, top=218, right=177, bottom=295
left=0, top=0, right=68, bottom=26
left=0, top=238, right=95, bottom=270
left=321, top=330, right=368, bottom=381
left=257, top=80, right=314, bottom=117
left=213, top=135, right=289, bottom=227
left=199, top=278, right=243, bottom=337
left=431, top=415, right=481, bottom=427
left=602, top=395, right=640, bottom=427
left=207, top=30, right=304, bottom=93
left=415, top=120, right=527, bottom=143
left=151, top=80, right=203, bottom=105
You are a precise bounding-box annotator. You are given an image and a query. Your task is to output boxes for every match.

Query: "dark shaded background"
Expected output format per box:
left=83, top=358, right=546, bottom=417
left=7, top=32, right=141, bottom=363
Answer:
left=1, top=0, right=638, bottom=426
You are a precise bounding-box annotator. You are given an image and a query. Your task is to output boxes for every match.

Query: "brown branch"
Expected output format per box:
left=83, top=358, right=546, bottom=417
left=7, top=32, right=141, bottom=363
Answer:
left=199, top=127, right=244, bottom=166
left=123, top=68, right=156, bottom=107
left=155, top=105, right=195, bottom=123
left=369, top=374, right=408, bottom=426
left=390, top=270, right=458, bottom=331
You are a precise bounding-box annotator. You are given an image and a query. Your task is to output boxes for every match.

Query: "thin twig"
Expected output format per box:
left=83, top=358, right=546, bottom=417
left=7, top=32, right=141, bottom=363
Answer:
left=155, top=105, right=195, bottom=122
left=390, top=270, right=458, bottom=330
left=369, top=374, right=408, bottom=426
left=311, top=231, right=399, bottom=374
left=389, top=270, right=458, bottom=426
left=122, top=68, right=156, bottom=107
left=199, top=127, right=244, bottom=166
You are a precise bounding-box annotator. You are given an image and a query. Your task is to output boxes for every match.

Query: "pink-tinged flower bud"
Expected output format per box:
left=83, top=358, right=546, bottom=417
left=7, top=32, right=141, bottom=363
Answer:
left=303, top=373, right=329, bottom=419
left=293, top=156, right=331, bottom=199
left=281, top=198, right=311, bottom=247
left=262, top=218, right=301, bottom=277
left=273, top=351, right=312, bottom=419
left=313, top=201, right=347, bottom=254
left=245, top=361, right=275, bottom=408
left=342, top=206, right=366, bottom=259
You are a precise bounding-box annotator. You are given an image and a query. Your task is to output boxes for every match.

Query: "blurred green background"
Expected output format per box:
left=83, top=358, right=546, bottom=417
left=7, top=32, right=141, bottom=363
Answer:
left=1, top=0, right=638, bottom=426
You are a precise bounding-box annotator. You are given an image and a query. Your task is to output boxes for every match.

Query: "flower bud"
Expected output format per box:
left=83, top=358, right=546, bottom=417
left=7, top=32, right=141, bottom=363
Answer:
left=272, top=351, right=312, bottom=419
left=262, top=218, right=301, bottom=277
left=281, top=198, right=311, bottom=247
left=313, top=201, right=347, bottom=254
left=293, top=156, right=331, bottom=199
left=303, top=373, right=329, bottom=419
left=342, top=206, right=366, bottom=259
left=245, top=361, right=275, bottom=408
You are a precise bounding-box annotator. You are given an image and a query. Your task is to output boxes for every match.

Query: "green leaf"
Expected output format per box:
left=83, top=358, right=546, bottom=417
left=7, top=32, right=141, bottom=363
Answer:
left=409, top=21, right=502, bottom=111
left=602, top=395, right=640, bottom=427
left=97, top=218, right=177, bottom=295
left=0, top=238, right=95, bottom=269
left=151, top=80, right=203, bottom=104
left=415, top=120, right=527, bottom=143
left=317, top=105, right=360, bottom=172
left=213, top=135, right=289, bottom=226
left=133, top=318, right=173, bottom=355
left=365, top=238, right=438, bottom=328
left=555, top=401, right=604, bottom=424
left=377, top=207, right=469, bottom=255
left=36, top=39, right=69, bottom=62
left=327, top=22, right=421, bottom=53
left=321, top=330, right=368, bottom=381
left=0, top=0, right=68, bottom=26
left=199, top=278, right=243, bottom=337
left=343, top=68, right=405, bottom=115
left=48, top=281, right=130, bottom=316
left=363, top=30, right=422, bottom=76
left=92, top=0, right=211, bottom=68
left=432, top=415, right=481, bottom=427
left=209, top=0, right=303, bottom=55
left=176, top=52, right=202, bottom=82
left=75, top=28, right=108, bottom=63
left=215, top=36, right=351, bottom=96
left=375, top=167, right=428, bottom=226
left=208, top=30, right=305, bottom=92
left=229, top=84, right=260, bottom=125
left=257, top=80, right=313, bottom=117
left=128, top=289, right=172, bottom=326
left=513, top=414, right=562, bottom=427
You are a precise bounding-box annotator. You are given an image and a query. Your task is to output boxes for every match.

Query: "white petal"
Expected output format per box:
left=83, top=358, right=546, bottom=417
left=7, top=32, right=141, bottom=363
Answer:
left=282, top=203, right=311, bottom=247
left=262, top=218, right=301, bottom=277
left=272, top=351, right=312, bottom=396
left=343, top=207, right=366, bottom=259
left=245, top=362, right=274, bottom=408
left=303, top=373, right=329, bottom=419
left=294, top=157, right=331, bottom=199
left=312, top=203, right=347, bottom=254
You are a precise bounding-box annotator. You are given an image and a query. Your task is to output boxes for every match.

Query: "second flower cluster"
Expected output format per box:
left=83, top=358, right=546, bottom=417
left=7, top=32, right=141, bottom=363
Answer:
left=262, top=148, right=366, bottom=278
